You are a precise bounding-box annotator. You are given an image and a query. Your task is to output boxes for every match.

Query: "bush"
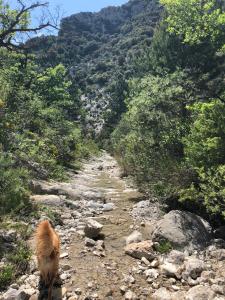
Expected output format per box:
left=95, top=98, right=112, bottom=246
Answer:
left=0, top=265, right=14, bottom=290
left=180, top=165, right=225, bottom=221
left=111, top=72, right=190, bottom=197
left=180, top=100, right=225, bottom=221
left=0, top=153, right=30, bottom=215
left=154, top=240, right=173, bottom=254
left=7, top=242, right=31, bottom=274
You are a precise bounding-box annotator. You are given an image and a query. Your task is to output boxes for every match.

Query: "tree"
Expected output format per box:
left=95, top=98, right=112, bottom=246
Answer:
left=0, top=0, right=58, bottom=50
left=160, top=0, right=225, bottom=51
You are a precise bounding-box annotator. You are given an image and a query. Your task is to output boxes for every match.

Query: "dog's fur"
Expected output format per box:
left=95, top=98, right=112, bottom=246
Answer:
left=36, top=220, right=60, bottom=300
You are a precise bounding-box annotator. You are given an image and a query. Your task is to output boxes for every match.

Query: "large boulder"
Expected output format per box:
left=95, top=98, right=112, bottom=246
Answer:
left=152, top=210, right=212, bottom=251
left=185, top=285, right=216, bottom=300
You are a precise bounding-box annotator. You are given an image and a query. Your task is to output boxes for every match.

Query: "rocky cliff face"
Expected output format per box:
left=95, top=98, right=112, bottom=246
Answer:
left=27, top=0, right=162, bottom=135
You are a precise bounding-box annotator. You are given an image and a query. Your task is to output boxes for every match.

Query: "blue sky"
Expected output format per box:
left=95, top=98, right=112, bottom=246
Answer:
left=11, top=0, right=128, bottom=39
left=46, top=0, right=128, bottom=15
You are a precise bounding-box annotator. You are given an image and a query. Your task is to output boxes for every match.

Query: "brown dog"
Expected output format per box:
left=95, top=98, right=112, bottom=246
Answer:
left=36, top=220, right=60, bottom=300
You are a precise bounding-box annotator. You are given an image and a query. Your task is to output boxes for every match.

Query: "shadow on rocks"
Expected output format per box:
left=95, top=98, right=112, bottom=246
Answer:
left=38, top=276, right=63, bottom=300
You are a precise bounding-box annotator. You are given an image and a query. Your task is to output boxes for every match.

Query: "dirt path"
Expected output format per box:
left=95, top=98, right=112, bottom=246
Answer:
left=24, top=151, right=154, bottom=300
left=2, top=152, right=225, bottom=300
left=61, top=151, right=150, bottom=299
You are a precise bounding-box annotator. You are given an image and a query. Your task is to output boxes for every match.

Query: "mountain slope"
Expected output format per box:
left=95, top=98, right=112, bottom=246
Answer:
left=27, top=0, right=162, bottom=135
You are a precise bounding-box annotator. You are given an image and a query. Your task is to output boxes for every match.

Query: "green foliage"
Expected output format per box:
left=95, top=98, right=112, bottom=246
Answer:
left=110, top=0, right=225, bottom=224
left=0, top=46, right=97, bottom=214
left=0, top=153, right=30, bottom=214
left=154, top=240, right=173, bottom=254
left=7, top=242, right=31, bottom=274
left=180, top=166, right=225, bottom=219
left=26, top=0, right=162, bottom=135
left=161, top=0, right=225, bottom=51
left=0, top=264, right=14, bottom=290
left=180, top=100, right=225, bottom=219
left=112, top=71, right=192, bottom=197
left=37, top=206, right=63, bottom=226
left=0, top=0, right=29, bottom=39
left=184, top=100, right=225, bottom=168
left=0, top=221, right=32, bottom=240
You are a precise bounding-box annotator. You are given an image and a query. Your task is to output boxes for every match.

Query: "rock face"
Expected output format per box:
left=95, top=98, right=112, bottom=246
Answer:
left=27, top=0, right=162, bottom=136
left=152, top=210, right=212, bottom=251
left=84, top=219, right=103, bottom=239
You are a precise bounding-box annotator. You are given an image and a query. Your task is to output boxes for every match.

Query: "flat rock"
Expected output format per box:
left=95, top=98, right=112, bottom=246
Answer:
left=152, top=210, right=212, bottom=251
left=124, top=240, right=155, bottom=261
left=30, top=195, right=63, bottom=207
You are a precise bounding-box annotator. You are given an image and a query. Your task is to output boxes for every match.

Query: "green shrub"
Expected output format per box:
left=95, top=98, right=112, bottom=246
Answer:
left=0, top=264, right=14, bottom=290
left=184, top=100, right=225, bottom=169
left=7, top=242, right=31, bottom=274
left=111, top=72, right=190, bottom=198
left=154, top=240, right=173, bottom=254
left=180, top=165, right=225, bottom=220
left=180, top=100, right=225, bottom=220
left=0, top=153, right=30, bottom=215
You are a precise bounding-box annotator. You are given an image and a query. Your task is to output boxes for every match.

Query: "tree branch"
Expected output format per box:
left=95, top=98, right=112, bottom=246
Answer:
left=0, top=1, right=59, bottom=51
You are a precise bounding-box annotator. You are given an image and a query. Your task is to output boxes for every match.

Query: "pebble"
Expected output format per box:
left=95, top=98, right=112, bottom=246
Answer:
left=60, top=252, right=69, bottom=259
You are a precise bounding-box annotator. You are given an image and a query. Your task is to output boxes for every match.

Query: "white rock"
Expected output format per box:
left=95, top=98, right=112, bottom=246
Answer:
left=144, top=269, right=159, bottom=279
left=167, top=250, right=185, bottom=265
left=152, top=287, right=172, bottom=300
left=183, top=258, right=205, bottom=280
left=160, top=261, right=182, bottom=278
left=102, top=203, right=115, bottom=211
left=60, top=252, right=69, bottom=259
left=125, top=290, right=137, bottom=300
left=126, top=230, right=143, bottom=245
left=141, top=257, right=150, bottom=266
left=124, top=275, right=135, bottom=284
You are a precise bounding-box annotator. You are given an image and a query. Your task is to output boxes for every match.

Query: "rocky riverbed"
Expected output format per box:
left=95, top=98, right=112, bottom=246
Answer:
left=1, top=152, right=225, bottom=300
